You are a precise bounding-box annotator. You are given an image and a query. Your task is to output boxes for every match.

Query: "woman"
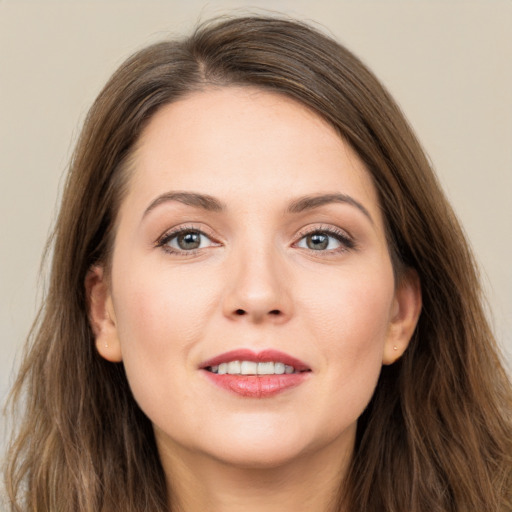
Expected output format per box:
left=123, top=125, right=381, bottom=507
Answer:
left=4, top=15, right=511, bottom=512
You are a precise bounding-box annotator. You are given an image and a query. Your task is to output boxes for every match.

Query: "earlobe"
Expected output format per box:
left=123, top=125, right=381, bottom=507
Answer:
left=85, top=265, right=123, bottom=362
left=382, top=268, right=422, bottom=365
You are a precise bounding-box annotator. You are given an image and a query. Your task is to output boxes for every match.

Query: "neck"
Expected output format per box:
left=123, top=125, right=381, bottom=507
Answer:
left=158, top=435, right=353, bottom=512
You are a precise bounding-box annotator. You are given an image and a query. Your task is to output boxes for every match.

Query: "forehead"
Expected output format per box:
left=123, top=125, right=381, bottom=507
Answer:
left=124, top=86, right=381, bottom=221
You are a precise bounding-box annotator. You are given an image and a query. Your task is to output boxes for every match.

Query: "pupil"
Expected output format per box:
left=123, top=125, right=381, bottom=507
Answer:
left=307, top=233, right=328, bottom=250
left=178, top=232, right=201, bottom=250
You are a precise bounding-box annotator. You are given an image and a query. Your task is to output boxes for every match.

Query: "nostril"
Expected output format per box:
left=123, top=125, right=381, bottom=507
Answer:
left=232, top=308, right=282, bottom=317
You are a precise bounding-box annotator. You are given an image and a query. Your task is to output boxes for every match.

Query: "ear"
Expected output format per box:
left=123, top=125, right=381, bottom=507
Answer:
left=382, top=268, right=422, bottom=365
left=85, top=265, right=123, bottom=362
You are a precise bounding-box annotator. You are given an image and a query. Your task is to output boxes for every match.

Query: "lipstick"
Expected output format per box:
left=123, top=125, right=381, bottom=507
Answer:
left=200, top=349, right=311, bottom=398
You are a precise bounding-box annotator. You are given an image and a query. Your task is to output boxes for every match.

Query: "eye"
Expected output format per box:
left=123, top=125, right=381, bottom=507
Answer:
left=157, top=228, right=218, bottom=254
left=295, top=228, right=354, bottom=252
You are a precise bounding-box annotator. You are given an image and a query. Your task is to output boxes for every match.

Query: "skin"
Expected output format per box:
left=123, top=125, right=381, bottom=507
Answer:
left=88, top=87, right=421, bottom=512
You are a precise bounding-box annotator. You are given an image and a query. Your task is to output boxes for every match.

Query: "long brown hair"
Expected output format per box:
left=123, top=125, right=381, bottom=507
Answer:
left=4, top=15, right=511, bottom=512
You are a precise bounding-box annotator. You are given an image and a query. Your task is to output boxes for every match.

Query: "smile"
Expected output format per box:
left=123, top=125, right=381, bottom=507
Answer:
left=200, top=349, right=311, bottom=398
left=208, top=361, right=299, bottom=375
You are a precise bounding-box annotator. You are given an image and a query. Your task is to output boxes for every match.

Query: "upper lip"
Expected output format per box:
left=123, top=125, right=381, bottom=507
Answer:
left=199, top=349, right=311, bottom=372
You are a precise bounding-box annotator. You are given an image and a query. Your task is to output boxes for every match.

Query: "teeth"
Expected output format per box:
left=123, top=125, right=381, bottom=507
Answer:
left=227, top=361, right=241, bottom=374
left=240, top=361, right=258, bottom=375
left=274, top=362, right=285, bottom=374
left=208, top=360, right=298, bottom=375
left=257, top=362, right=274, bottom=375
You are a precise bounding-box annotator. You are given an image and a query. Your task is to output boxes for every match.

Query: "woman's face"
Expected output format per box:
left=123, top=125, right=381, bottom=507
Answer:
left=90, top=87, right=419, bottom=470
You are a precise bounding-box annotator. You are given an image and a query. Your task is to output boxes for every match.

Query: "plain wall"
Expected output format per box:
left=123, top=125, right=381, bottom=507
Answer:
left=1, top=0, right=511, bottom=453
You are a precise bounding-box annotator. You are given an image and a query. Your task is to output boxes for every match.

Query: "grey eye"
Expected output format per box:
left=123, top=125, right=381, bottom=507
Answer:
left=167, top=231, right=213, bottom=251
left=297, top=232, right=342, bottom=251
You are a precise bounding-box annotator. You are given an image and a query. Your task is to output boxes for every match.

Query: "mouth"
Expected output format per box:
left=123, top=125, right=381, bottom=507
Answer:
left=207, top=361, right=304, bottom=375
left=199, top=349, right=311, bottom=398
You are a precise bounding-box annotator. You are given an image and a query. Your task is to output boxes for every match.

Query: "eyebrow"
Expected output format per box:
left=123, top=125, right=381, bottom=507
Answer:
left=287, top=193, right=373, bottom=223
left=143, top=191, right=373, bottom=223
left=143, top=191, right=225, bottom=218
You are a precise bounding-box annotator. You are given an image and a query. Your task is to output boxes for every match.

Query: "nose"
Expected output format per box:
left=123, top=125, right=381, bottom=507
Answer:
left=222, top=244, right=293, bottom=325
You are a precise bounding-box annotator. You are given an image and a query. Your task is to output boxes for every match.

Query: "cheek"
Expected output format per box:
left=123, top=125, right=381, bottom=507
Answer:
left=114, top=259, right=219, bottom=343
left=299, top=264, right=394, bottom=415
left=303, top=264, right=394, bottom=349
left=110, top=261, right=220, bottom=402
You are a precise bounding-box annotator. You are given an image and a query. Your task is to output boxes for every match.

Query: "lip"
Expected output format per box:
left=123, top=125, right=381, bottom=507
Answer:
left=200, top=349, right=311, bottom=398
left=200, top=349, right=310, bottom=372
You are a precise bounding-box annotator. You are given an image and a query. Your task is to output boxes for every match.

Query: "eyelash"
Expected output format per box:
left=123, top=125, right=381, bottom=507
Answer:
left=155, top=225, right=219, bottom=256
left=294, top=225, right=356, bottom=254
left=155, top=224, right=355, bottom=256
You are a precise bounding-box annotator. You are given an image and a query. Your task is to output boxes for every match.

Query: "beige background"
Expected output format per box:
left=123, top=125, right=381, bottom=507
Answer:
left=1, top=0, right=511, bottom=452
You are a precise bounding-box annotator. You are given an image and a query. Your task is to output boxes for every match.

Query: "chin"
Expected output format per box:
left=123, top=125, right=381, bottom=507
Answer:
left=207, top=440, right=311, bottom=470
left=194, top=419, right=353, bottom=471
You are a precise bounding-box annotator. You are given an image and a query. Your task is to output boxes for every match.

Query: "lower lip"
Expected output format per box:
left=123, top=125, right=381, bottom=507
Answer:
left=202, top=371, right=309, bottom=398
